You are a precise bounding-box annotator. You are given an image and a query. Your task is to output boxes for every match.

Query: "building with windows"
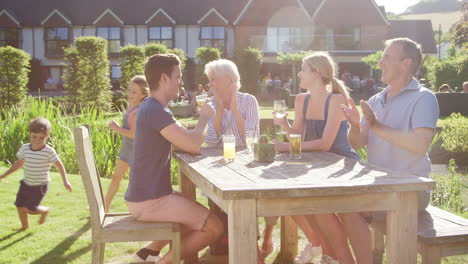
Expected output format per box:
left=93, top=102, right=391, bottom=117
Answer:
left=0, top=0, right=436, bottom=89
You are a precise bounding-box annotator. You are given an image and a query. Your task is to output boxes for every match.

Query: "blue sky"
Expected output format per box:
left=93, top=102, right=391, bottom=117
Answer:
left=375, top=0, right=421, bottom=14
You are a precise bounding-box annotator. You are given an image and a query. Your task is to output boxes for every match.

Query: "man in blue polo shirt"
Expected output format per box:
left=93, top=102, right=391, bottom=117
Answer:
left=342, top=37, right=439, bottom=209
left=341, top=37, right=439, bottom=261
left=126, top=54, right=223, bottom=263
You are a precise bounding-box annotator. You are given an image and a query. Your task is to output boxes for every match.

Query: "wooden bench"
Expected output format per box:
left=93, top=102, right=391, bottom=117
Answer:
left=74, top=126, right=181, bottom=264
left=372, top=205, right=468, bottom=264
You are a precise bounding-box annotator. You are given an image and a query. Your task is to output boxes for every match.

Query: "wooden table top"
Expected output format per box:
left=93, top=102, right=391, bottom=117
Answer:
left=174, top=148, right=434, bottom=200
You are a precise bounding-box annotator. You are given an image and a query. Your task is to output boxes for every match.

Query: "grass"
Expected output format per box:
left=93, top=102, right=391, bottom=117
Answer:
left=1, top=166, right=467, bottom=264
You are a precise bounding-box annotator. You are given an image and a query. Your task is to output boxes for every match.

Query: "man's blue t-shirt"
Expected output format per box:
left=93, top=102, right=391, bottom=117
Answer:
left=125, top=97, right=176, bottom=202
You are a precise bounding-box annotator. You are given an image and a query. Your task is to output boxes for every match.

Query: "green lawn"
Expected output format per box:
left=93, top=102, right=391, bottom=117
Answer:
left=1, top=167, right=467, bottom=264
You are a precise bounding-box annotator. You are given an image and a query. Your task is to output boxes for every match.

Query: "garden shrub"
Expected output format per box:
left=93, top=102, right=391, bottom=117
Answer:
left=145, top=42, right=168, bottom=57
left=441, top=113, right=468, bottom=166
left=237, top=47, right=263, bottom=96
left=120, top=45, right=145, bottom=90
left=0, top=46, right=30, bottom=110
left=195, top=47, right=221, bottom=86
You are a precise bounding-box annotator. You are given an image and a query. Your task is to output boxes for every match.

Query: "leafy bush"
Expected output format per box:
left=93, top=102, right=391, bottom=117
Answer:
left=237, top=47, right=263, bottom=96
left=441, top=113, right=468, bottom=166
left=120, top=45, right=145, bottom=90
left=63, top=47, right=80, bottom=105
left=431, top=159, right=466, bottom=213
left=429, top=53, right=467, bottom=91
left=183, top=58, right=197, bottom=90
left=145, top=43, right=169, bottom=57
left=195, top=47, right=221, bottom=86
left=0, top=46, right=31, bottom=110
left=441, top=113, right=468, bottom=153
left=74, top=37, right=112, bottom=111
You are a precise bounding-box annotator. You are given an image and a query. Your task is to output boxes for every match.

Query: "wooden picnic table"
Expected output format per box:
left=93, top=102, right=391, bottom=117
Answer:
left=174, top=148, right=434, bottom=264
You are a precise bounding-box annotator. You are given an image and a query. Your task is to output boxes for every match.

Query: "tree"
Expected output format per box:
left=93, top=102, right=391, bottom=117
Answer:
left=195, top=47, right=221, bottom=86
left=361, top=51, right=383, bottom=70
left=450, top=1, right=468, bottom=48
left=74, top=36, right=112, bottom=111
left=120, top=45, right=145, bottom=90
left=276, top=51, right=313, bottom=93
left=237, top=47, right=263, bottom=96
left=0, top=46, right=30, bottom=110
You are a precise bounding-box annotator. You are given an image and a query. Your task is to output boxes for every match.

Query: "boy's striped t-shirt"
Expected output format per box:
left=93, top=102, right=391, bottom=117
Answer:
left=16, top=143, right=58, bottom=186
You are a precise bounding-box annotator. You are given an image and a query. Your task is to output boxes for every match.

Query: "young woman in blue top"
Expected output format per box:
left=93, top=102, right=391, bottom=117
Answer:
left=274, top=52, right=371, bottom=264
left=104, top=75, right=149, bottom=212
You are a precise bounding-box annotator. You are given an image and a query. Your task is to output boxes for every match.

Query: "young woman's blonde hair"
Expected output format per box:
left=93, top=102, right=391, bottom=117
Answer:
left=130, top=75, right=150, bottom=98
left=303, top=52, right=350, bottom=105
left=204, top=59, right=241, bottom=90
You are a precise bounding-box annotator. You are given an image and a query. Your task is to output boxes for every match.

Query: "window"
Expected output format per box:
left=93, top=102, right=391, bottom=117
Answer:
left=0, top=28, right=19, bottom=48
left=45, top=28, right=69, bottom=56
left=265, top=27, right=303, bottom=53
left=97, top=27, right=121, bottom=54
left=111, top=65, right=122, bottom=79
left=148, top=27, right=173, bottom=48
left=331, top=26, right=361, bottom=50
left=200, top=27, right=225, bottom=51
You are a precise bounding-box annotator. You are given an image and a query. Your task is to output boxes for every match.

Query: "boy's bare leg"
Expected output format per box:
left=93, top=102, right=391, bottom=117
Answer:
left=16, top=206, right=29, bottom=231
left=26, top=206, right=49, bottom=224
left=156, top=212, right=223, bottom=264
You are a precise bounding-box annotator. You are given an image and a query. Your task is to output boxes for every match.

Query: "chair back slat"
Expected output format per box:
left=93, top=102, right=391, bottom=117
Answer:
left=74, top=126, right=106, bottom=230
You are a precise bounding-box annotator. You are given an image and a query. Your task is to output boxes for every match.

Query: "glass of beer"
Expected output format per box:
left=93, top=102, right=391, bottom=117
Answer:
left=196, top=94, right=207, bottom=108
left=289, top=134, right=301, bottom=159
left=223, top=135, right=236, bottom=163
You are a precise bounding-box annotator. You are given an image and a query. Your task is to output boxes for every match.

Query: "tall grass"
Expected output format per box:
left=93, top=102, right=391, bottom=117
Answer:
left=0, top=97, right=121, bottom=177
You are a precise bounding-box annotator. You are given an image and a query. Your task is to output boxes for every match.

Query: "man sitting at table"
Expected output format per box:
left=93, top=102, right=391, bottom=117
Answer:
left=342, top=38, right=439, bottom=226
left=126, top=54, right=223, bottom=264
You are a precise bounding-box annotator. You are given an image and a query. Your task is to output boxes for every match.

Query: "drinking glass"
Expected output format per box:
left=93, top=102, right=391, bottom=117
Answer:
left=274, top=100, right=287, bottom=135
left=223, top=135, right=236, bottom=163
left=289, top=134, right=302, bottom=159
left=196, top=94, right=207, bottom=108
left=245, top=130, right=258, bottom=153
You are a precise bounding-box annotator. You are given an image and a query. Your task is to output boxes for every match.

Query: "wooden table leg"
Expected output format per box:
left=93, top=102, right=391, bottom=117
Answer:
left=386, top=191, right=418, bottom=264
left=274, top=216, right=298, bottom=264
left=179, top=169, right=198, bottom=264
left=228, top=200, right=257, bottom=264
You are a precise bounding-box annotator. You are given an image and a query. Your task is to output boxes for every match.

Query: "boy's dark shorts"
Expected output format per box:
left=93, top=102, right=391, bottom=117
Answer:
left=15, top=180, right=49, bottom=211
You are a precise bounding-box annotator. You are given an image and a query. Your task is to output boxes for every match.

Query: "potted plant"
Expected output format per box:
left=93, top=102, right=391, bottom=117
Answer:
left=254, top=135, right=275, bottom=162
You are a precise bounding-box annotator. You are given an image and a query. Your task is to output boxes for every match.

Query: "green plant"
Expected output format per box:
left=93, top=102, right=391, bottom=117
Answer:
left=63, top=46, right=80, bottom=105
left=431, top=159, right=466, bottom=213
left=145, top=42, right=169, bottom=57
left=441, top=113, right=468, bottom=166
left=74, top=36, right=113, bottom=111
left=361, top=51, right=383, bottom=70
left=120, top=45, right=145, bottom=90
left=0, top=46, right=31, bottom=110
left=195, top=47, right=221, bottom=86
left=237, top=47, right=263, bottom=96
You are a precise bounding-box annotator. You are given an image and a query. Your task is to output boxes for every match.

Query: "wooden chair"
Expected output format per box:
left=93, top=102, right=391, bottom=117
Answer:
left=74, top=126, right=181, bottom=264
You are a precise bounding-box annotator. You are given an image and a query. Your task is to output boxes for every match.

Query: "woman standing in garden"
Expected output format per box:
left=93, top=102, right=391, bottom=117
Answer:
left=104, top=75, right=149, bottom=212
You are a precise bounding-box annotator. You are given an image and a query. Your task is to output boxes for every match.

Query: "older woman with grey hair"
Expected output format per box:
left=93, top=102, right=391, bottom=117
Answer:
left=203, top=59, right=277, bottom=263
left=204, top=59, right=259, bottom=147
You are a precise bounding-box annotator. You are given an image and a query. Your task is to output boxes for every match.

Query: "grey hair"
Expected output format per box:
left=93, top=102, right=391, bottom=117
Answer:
left=385, top=38, right=423, bottom=75
left=204, top=59, right=241, bottom=90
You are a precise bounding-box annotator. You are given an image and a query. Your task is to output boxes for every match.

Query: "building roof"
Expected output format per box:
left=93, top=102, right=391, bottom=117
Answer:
left=312, top=0, right=388, bottom=25
left=0, top=0, right=249, bottom=26
left=387, top=20, right=437, bottom=54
